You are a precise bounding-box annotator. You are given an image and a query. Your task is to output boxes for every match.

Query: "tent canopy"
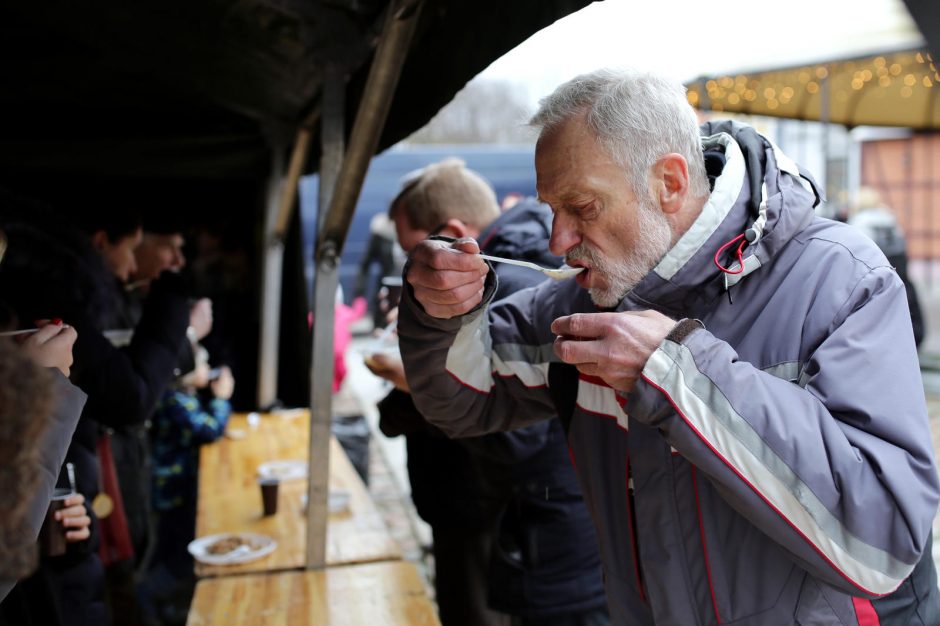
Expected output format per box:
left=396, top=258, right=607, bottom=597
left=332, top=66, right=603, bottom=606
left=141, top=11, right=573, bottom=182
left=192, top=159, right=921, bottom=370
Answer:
left=0, top=0, right=590, bottom=188
left=686, top=47, right=939, bottom=130
left=3, top=1, right=937, bottom=194
left=904, top=0, right=940, bottom=62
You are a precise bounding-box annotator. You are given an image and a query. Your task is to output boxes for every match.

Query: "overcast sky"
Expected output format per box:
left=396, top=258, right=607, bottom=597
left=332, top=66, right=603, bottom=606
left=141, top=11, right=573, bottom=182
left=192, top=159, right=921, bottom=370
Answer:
left=479, top=0, right=923, bottom=107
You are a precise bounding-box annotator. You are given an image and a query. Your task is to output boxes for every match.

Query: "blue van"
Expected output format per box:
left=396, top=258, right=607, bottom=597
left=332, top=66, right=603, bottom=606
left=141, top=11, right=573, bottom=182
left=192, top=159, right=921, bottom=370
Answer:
left=300, top=144, right=537, bottom=304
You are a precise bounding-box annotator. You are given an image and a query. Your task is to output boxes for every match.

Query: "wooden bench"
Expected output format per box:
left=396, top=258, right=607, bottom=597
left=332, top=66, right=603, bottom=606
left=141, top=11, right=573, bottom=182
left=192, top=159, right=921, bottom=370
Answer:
left=186, top=561, right=440, bottom=625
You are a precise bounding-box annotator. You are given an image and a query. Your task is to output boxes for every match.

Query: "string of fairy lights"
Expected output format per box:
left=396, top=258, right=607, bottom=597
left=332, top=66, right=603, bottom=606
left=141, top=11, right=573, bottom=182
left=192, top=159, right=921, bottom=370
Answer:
left=686, top=49, right=938, bottom=123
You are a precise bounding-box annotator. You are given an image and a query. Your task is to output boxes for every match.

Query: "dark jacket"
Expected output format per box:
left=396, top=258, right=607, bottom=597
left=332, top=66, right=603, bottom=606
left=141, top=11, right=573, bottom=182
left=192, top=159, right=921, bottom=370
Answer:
left=378, top=389, right=493, bottom=530
left=49, top=270, right=189, bottom=559
left=471, top=199, right=606, bottom=618
left=385, top=199, right=607, bottom=618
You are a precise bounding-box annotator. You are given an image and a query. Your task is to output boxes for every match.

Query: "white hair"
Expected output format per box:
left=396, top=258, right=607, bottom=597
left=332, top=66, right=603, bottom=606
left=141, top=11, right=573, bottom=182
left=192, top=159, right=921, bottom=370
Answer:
left=530, top=68, right=710, bottom=200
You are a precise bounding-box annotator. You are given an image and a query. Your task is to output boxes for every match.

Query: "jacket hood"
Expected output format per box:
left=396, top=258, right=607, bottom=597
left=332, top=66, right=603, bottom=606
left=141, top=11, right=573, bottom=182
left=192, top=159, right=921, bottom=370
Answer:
left=621, top=121, right=824, bottom=316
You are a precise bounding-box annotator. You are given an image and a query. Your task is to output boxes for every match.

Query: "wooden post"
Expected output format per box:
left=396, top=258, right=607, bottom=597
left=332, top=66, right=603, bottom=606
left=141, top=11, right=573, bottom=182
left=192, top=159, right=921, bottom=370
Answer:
left=274, top=129, right=312, bottom=241
left=305, top=0, right=424, bottom=568
left=257, top=131, right=313, bottom=409
left=256, top=146, right=285, bottom=409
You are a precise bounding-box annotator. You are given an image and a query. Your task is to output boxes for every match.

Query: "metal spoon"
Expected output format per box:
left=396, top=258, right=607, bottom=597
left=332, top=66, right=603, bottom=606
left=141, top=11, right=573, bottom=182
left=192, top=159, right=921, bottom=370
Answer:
left=0, top=328, right=39, bottom=337
left=66, top=462, right=77, bottom=494
left=478, top=254, right=584, bottom=281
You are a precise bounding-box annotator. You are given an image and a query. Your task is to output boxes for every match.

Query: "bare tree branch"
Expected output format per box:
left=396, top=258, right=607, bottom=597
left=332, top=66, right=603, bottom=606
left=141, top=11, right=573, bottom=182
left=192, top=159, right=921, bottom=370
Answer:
left=406, top=79, right=536, bottom=144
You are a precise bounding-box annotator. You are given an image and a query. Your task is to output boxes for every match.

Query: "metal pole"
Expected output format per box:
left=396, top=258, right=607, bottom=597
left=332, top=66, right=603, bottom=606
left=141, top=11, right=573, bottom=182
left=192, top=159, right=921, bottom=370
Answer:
left=306, top=0, right=423, bottom=569
left=318, top=0, right=424, bottom=255
left=305, top=68, right=345, bottom=569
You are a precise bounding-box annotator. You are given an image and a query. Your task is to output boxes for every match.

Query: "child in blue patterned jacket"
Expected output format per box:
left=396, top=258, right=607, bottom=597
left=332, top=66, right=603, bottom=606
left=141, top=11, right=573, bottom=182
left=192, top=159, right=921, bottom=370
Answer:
left=141, top=345, right=233, bottom=619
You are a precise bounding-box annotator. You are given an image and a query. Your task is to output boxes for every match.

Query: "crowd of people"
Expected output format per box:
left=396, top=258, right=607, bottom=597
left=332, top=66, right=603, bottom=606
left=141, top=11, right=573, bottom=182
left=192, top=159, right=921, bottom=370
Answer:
left=0, top=193, right=232, bottom=626
left=1, top=64, right=938, bottom=626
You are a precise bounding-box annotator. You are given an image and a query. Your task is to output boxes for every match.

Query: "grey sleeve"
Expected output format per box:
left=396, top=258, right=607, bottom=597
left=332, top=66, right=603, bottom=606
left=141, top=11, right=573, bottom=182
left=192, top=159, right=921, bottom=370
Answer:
left=398, top=273, right=557, bottom=438
left=632, top=267, right=940, bottom=596
left=0, top=371, right=85, bottom=602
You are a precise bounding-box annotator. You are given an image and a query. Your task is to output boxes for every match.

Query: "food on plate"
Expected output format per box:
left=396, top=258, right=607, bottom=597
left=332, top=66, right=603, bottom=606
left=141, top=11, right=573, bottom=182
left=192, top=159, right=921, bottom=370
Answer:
left=205, top=535, right=258, bottom=555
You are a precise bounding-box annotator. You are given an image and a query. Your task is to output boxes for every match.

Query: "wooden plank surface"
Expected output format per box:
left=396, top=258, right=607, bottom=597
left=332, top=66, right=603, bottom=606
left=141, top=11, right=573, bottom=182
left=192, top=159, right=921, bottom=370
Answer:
left=187, top=561, right=440, bottom=626
left=194, top=411, right=401, bottom=577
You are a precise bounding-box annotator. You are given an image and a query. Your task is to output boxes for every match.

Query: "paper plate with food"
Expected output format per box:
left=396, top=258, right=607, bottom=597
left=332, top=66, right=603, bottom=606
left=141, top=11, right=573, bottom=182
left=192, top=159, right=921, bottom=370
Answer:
left=257, top=459, right=308, bottom=482
left=188, top=533, right=277, bottom=565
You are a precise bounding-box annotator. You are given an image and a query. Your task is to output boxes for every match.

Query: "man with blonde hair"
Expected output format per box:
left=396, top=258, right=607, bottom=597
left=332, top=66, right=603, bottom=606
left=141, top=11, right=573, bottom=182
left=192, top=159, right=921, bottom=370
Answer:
left=371, top=158, right=609, bottom=626
left=397, top=69, right=940, bottom=625
left=388, top=158, right=501, bottom=251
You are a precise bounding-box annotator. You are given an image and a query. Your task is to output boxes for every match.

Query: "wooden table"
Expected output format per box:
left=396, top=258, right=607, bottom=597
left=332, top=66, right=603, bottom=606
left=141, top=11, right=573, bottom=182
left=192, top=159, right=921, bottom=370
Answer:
left=195, top=410, right=401, bottom=577
left=186, top=561, right=440, bottom=625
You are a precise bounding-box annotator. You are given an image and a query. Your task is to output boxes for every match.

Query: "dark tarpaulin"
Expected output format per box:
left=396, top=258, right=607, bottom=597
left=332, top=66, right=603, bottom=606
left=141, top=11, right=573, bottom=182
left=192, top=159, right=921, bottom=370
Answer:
left=903, top=0, right=940, bottom=61
left=0, top=0, right=593, bottom=186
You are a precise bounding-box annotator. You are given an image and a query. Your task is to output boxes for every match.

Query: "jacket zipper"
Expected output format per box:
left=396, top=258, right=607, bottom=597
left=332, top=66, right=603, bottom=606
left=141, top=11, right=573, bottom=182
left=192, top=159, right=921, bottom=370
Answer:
left=625, top=456, right=647, bottom=602
left=692, top=465, right=722, bottom=624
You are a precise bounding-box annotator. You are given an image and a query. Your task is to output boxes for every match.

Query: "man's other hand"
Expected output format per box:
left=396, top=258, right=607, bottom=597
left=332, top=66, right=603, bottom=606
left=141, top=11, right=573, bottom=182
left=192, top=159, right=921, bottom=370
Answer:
left=551, top=310, right=675, bottom=392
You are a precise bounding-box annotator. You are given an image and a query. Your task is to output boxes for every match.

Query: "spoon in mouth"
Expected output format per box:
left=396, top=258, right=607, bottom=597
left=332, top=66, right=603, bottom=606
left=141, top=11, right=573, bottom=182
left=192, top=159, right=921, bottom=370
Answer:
left=478, top=253, right=584, bottom=281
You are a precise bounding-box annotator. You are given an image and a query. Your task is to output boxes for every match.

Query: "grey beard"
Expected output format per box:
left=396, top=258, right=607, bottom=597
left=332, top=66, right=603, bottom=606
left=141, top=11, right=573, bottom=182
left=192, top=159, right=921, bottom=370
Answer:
left=567, top=198, right=673, bottom=308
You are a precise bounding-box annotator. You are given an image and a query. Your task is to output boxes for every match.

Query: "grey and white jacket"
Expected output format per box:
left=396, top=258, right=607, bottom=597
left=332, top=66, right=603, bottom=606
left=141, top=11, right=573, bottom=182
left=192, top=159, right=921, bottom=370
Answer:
left=398, top=122, right=940, bottom=625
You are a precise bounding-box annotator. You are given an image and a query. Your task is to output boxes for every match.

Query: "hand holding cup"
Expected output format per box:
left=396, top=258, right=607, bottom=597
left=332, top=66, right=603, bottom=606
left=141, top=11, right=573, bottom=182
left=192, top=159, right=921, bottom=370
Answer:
left=39, top=488, right=71, bottom=556
left=57, top=493, right=91, bottom=542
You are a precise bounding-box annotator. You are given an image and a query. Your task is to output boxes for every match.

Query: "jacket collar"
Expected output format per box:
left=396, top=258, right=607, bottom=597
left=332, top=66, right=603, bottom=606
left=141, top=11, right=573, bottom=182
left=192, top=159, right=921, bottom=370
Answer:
left=616, top=128, right=818, bottom=317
